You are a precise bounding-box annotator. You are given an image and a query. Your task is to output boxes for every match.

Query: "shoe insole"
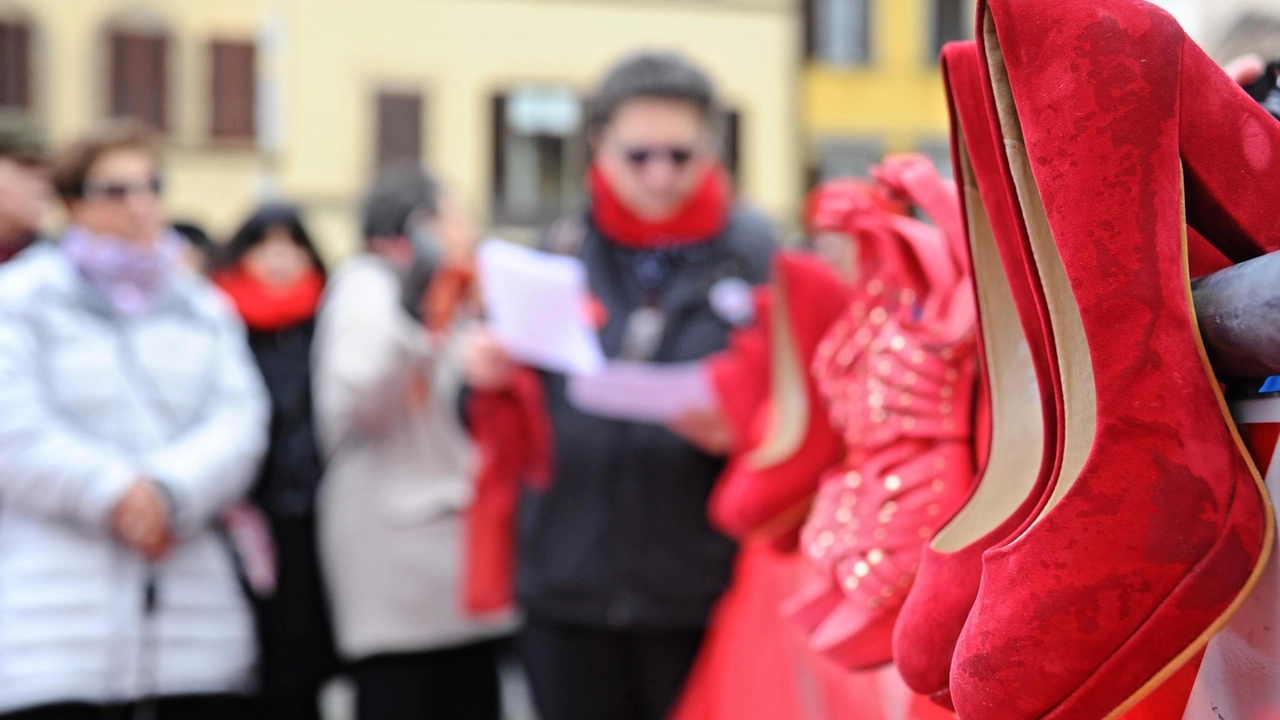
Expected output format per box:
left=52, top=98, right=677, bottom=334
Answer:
left=932, top=91, right=1048, bottom=554
left=984, top=10, right=1098, bottom=528
left=750, top=268, right=808, bottom=468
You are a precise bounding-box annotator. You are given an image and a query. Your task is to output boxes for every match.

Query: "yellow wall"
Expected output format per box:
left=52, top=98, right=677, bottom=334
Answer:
left=804, top=0, right=957, bottom=168
left=8, top=0, right=800, bottom=261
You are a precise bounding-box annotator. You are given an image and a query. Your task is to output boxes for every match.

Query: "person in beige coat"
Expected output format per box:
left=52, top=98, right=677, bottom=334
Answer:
left=312, top=167, right=514, bottom=720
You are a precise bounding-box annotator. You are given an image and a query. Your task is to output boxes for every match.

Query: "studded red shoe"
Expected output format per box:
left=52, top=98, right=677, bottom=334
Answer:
left=950, top=1, right=1280, bottom=718
left=891, top=40, right=1061, bottom=710
left=785, top=164, right=981, bottom=670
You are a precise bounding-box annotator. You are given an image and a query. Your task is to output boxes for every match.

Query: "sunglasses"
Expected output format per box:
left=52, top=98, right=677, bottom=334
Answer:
left=82, top=176, right=163, bottom=202
left=623, top=146, right=697, bottom=168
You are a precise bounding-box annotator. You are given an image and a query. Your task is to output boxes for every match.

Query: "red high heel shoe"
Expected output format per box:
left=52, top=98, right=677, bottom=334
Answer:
left=708, top=253, right=850, bottom=546
left=950, top=2, right=1280, bottom=718
left=891, top=40, right=1061, bottom=710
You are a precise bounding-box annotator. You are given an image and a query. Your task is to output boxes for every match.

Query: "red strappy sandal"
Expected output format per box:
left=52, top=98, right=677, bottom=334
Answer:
left=786, top=162, right=981, bottom=670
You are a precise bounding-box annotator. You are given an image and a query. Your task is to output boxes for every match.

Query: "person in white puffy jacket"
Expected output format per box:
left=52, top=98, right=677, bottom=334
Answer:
left=0, top=122, right=270, bottom=720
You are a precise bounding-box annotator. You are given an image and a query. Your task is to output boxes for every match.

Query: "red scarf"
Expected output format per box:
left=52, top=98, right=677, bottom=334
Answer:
left=214, top=265, right=324, bottom=332
left=462, top=369, right=553, bottom=615
left=589, top=163, right=731, bottom=250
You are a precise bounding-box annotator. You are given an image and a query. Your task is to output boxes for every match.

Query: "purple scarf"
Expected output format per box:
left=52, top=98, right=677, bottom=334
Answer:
left=61, top=225, right=183, bottom=316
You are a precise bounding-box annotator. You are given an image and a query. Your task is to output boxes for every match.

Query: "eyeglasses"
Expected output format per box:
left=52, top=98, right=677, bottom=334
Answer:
left=82, top=176, right=163, bottom=202
left=623, top=146, right=697, bottom=169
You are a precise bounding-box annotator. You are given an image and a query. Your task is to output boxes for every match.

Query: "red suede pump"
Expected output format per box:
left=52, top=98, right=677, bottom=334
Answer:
left=951, top=1, right=1280, bottom=718
left=891, top=40, right=1061, bottom=711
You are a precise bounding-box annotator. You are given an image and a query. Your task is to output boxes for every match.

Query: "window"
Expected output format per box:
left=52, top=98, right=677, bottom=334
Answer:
left=929, top=0, right=971, bottom=61
left=805, top=0, right=872, bottom=66
left=722, top=110, right=742, bottom=186
left=375, top=91, right=424, bottom=168
left=491, top=86, right=587, bottom=226
left=211, top=41, right=255, bottom=142
left=0, top=20, right=31, bottom=111
left=109, top=30, right=169, bottom=132
left=814, top=137, right=885, bottom=182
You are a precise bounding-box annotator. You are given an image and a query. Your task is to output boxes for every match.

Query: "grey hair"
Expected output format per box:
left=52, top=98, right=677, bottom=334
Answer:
left=587, top=51, right=722, bottom=137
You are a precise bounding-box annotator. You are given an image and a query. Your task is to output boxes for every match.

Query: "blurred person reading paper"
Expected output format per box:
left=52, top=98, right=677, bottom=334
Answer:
left=313, top=166, right=513, bottom=720
left=0, top=122, right=269, bottom=718
left=464, top=52, right=775, bottom=720
left=214, top=205, right=337, bottom=720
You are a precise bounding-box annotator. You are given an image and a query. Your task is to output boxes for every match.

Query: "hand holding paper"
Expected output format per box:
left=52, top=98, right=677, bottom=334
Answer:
left=477, top=239, right=605, bottom=375
left=567, top=361, right=716, bottom=424
left=477, top=238, right=721, bottom=427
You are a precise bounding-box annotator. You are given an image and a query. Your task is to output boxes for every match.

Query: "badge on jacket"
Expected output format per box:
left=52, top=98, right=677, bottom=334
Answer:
left=709, top=276, right=754, bottom=327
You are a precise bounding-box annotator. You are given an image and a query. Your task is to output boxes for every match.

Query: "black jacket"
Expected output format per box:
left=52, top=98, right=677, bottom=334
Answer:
left=516, top=206, right=775, bottom=629
left=247, top=320, right=325, bottom=517
left=244, top=319, right=338, bottom=699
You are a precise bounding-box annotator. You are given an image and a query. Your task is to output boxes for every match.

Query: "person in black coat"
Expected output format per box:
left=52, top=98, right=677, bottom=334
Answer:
left=214, top=204, right=337, bottom=720
left=464, top=52, right=775, bottom=720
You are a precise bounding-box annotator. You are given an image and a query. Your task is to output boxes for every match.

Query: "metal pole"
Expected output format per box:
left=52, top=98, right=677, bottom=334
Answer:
left=1192, top=249, right=1280, bottom=379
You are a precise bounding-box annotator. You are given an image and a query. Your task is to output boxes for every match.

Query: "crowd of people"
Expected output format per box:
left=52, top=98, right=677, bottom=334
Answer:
left=0, top=7, right=1277, bottom=719
left=0, top=50, right=780, bottom=720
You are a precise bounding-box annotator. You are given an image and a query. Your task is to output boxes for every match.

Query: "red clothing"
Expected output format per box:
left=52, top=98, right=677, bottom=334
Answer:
left=462, top=370, right=552, bottom=615
left=214, top=266, right=324, bottom=331
left=0, top=235, right=34, bottom=265
left=588, top=163, right=731, bottom=249
left=672, top=540, right=957, bottom=720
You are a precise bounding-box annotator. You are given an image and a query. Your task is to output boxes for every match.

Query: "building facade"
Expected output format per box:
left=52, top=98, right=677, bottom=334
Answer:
left=800, top=0, right=1280, bottom=190
left=801, top=0, right=971, bottom=183
left=0, top=0, right=800, bottom=259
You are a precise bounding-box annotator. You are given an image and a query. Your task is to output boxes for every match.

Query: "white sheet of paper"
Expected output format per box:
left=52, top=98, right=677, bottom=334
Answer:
left=477, top=239, right=605, bottom=375
left=567, top=361, right=714, bottom=424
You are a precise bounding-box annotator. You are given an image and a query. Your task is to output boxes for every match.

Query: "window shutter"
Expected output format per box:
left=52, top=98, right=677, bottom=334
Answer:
left=812, top=0, right=872, bottom=66
left=802, top=0, right=816, bottom=60
left=723, top=110, right=742, bottom=186
left=212, top=41, right=256, bottom=141
left=492, top=94, right=507, bottom=212
left=930, top=0, right=968, bottom=61
left=110, top=31, right=169, bottom=132
left=0, top=21, right=31, bottom=110
left=375, top=91, right=423, bottom=168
